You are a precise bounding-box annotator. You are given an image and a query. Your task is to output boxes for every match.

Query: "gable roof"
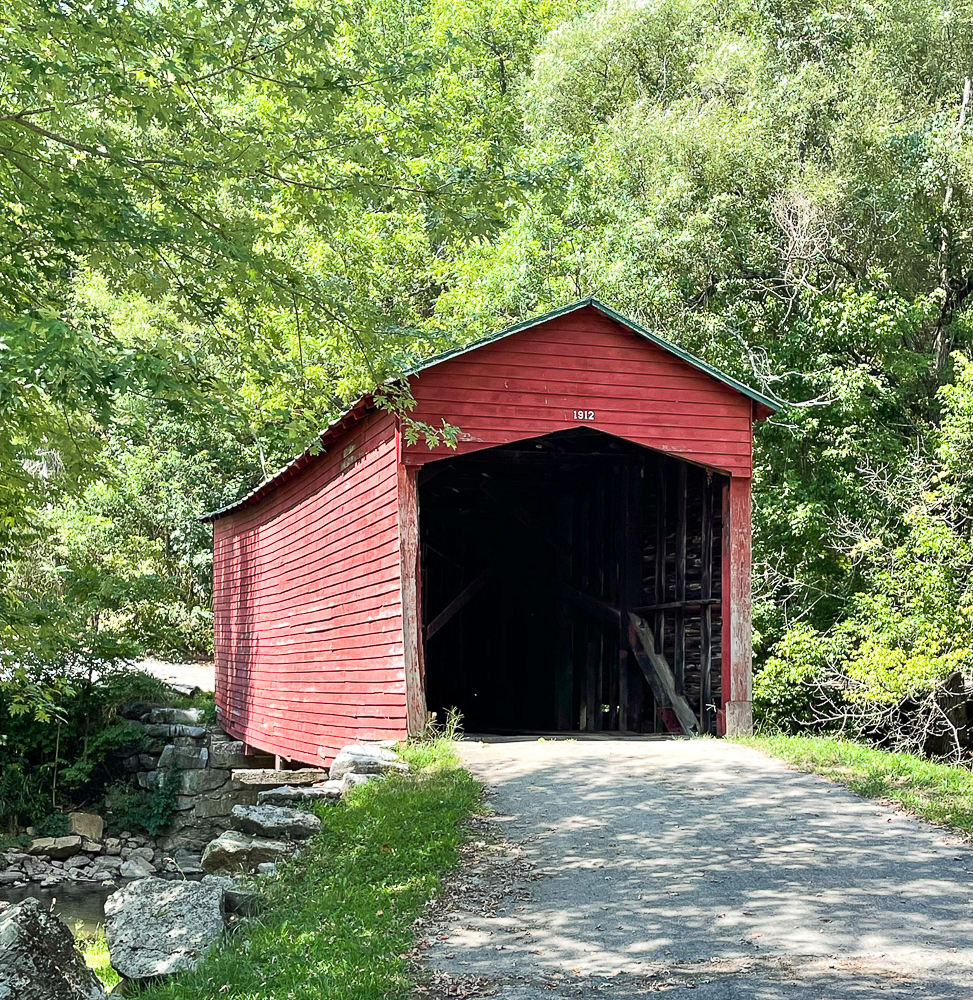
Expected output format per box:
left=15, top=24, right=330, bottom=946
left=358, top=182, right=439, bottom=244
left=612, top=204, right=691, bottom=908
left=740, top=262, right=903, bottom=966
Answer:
left=203, top=298, right=779, bottom=521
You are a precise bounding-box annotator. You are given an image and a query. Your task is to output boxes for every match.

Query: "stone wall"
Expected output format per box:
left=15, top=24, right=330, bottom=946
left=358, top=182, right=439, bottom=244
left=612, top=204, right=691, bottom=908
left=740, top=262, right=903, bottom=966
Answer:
left=117, top=709, right=274, bottom=852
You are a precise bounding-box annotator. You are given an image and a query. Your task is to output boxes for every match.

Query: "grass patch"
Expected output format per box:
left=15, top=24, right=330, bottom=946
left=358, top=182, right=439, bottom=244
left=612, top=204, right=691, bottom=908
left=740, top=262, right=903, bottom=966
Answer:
left=77, top=923, right=121, bottom=991
left=743, top=733, right=973, bottom=835
left=136, top=736, right=479, bottom=1000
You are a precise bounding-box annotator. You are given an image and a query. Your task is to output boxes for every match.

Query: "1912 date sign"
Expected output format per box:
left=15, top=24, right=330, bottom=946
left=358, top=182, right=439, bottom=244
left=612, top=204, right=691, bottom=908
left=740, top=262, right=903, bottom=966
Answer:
left=574, top=409, right=595, bottom=420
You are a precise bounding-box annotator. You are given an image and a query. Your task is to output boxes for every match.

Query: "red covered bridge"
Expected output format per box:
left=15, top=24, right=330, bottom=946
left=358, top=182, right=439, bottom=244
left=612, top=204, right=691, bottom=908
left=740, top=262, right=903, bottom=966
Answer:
left=204, top=300, right=777, bottom=764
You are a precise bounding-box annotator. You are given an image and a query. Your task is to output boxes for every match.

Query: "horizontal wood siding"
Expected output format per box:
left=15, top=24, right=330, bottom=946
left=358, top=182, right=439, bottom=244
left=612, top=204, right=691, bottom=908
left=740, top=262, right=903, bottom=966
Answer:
left=404, top=307, right=754, bottom=476
left=213, top=410, right=407, bottom=763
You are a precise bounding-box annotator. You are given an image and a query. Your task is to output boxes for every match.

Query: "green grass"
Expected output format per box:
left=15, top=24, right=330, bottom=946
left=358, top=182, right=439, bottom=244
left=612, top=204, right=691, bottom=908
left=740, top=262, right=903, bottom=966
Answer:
left=77, top=924, right=121, bottom=991
left=744, top=733, right=973, bottom=835
left=135, top=736, right=480, bottom=1000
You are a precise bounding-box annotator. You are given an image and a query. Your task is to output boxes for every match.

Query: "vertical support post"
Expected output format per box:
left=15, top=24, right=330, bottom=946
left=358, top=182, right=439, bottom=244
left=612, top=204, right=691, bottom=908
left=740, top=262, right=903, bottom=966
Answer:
left=555, top=492, right=574, bottom=730
left=674, top=463, right=687, bottom=697
left=721, top=474, right=752, bottom=735
left=653, top=458, right=668, bottom=731
left=619, top=461, right=643, bottom=731
left=398, top=462, right=426, bottom=738
left=700, top=473, right=714, bottom=734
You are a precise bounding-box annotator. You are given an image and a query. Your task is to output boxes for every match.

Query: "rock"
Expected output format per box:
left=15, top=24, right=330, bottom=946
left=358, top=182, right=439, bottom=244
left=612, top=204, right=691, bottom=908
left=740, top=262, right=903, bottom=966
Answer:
left=90, top=857, right=123, bottom=877
left=175, top=769, right=228, bottom=795
left=230, top=804, right=321, bottom=841
left=68, top=813, right=104, bottom=842
left=172, top=851, right=203, bottom=875
left=257, top=782, right=342, bottom=807
left=148, top=707, right=202, bottom=725
left=104, top=838, right=121, bottom=856
left=231, top=768, right=329, bottom=788
left=0, top=897, right=106, bottom=999
left=341, top=771, right=386, bottom=795
left=192, top=795, right=236, bottom=819
left=81, top=839, right=103, bottom=854
left=104, top=877, right=225, bottom=982
left=328, top=745, right=409, bottom=782
left=256, top=862, right=277, bottom=877
left=0, top=872, right=22, bottom=885
left=63, top=856, right=88, bottom=871
left=208, top=741, right=254, bottom=769
left=200, top=831, right=295, bottom=874
left=142, top=724, right=207, bottom=739
left=28, top=836, right=83, bottom=860
left=119, top=857, right=155, bottom=879
left=222, top=888, right=260, bottom=917
left=158, top=745, right=209, bottom=770
left=127, top=847, right=154, bottom=863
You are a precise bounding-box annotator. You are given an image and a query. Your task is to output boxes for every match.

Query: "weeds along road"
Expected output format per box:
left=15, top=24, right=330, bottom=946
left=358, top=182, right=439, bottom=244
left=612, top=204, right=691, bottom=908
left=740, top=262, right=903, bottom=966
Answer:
left=423, top=738, right=973, bottom=1000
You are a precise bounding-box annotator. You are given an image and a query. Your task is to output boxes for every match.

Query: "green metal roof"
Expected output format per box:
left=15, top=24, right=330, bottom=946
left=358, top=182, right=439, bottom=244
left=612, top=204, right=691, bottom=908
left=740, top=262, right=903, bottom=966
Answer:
left=203, top=298, right=779, bottom=521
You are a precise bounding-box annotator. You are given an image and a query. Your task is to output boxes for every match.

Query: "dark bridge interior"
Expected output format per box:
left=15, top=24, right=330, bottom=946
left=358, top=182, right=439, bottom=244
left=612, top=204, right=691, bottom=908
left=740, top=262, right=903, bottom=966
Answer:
left=418, top=429, right=725, bottom=736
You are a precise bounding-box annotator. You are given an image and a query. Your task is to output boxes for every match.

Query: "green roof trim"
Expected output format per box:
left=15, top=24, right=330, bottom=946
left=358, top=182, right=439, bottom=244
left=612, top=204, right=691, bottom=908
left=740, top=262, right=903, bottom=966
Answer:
left=407, top=297, right=781, bottom=412
left=202, top=298, right=779, bottom=521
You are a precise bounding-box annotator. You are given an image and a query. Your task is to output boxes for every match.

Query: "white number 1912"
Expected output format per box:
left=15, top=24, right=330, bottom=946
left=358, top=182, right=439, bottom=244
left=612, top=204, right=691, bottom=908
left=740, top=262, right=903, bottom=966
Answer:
left=574, top=409, right=595, bottom=420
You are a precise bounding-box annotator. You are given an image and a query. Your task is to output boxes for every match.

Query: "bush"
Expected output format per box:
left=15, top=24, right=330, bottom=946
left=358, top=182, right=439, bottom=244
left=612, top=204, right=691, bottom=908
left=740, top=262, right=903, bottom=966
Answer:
left=106, top=766, right=180, bottom=836
left=0, top=661, right=174, bottom=830
left=753, top=623, right=839, bottom=733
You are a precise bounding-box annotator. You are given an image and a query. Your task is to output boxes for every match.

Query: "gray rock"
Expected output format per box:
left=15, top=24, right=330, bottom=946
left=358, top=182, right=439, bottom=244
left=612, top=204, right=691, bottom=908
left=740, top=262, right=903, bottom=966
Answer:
left=192, top=796, right=236, bottom=819
left=0, top=872, right=23, bottom=885
left=341, top=771, right=387, bottom=795
left=158, top=745, right=209, bottom=770
left=81, top=839, right=103, bottom=854
left=104, top=838, right=121, bottom=856
left=257, top=782, right=342, bottom=807
left=104, top=877, right=224, bottom=982
left=119, top=857, right=155, bottom=879
left=0, top=897, right=106, bottom=999
left=148, top=707, right=202, bottom=725
left=256, top=862, right=277, bottom=877
left=28, top=836, right=83, bottom=860
left=67, top=812, right=104, bottom=841
left=127, top=847, right=154, bottom=863
left=200, top=831, right=295, bottom=874
left=328, top=745, right=409, bottom=782
left=175, top=769, right=228, bottom=795
left=230, top=804, right=321, bottom=841
left=142, top=724, right=207, bottom=739
left=208, top=741, right=253, bottom=769
left=223, top=888, right=260, bottom=917
left=231, top=768, right=329, bottom=788
left=89, top=857, right=123, bottom=876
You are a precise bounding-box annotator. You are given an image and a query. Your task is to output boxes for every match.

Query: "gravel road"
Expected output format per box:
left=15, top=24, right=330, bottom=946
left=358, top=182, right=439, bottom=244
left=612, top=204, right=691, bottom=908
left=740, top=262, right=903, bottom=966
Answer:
left=423, top=737, right=973, bottom=999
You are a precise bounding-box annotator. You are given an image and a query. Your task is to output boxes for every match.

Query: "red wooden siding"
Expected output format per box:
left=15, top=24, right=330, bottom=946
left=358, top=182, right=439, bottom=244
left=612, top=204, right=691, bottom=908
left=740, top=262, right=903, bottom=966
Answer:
left=213, top=410, right=408, bottom=763
left=403, top=306, right=754, bottom=477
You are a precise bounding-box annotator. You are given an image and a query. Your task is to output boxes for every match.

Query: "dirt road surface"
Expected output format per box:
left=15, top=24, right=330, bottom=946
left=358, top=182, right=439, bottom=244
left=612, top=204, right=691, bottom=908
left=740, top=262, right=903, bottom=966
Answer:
left=423, top=738, right=973, bottom=999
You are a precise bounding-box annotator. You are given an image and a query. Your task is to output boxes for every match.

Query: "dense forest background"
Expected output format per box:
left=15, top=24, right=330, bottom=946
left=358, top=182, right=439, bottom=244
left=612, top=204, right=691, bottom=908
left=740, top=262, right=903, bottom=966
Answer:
left=6, top=0, right=973, bottom=761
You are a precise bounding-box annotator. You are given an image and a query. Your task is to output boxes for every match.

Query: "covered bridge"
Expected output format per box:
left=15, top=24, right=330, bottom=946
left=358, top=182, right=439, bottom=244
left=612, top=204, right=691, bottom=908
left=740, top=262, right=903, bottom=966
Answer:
left=204, top=300, right=777, bottom=764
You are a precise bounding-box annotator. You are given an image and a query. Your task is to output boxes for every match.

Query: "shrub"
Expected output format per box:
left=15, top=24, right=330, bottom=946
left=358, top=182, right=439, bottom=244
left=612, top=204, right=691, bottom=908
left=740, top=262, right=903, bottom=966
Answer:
left=106, top=766, right=180, bottom=837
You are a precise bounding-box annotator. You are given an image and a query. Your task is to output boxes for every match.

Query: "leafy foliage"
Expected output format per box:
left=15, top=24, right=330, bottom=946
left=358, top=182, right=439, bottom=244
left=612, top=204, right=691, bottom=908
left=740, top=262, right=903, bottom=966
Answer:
left=0, top=664, right=166, bottom=829
left=106, top=765, right=180, bottom=837
left=8, top=0, right=973, bottom=754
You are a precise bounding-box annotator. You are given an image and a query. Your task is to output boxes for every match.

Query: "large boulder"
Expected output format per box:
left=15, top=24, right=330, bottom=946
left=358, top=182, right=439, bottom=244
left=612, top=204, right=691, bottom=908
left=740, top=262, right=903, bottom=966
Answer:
left=28, top=836, right=82, bottom=860
left=328, top=744, right=409, bottom=782
left=257, top=782, right=342, bottom=807
left=200, top=831, right=295, bottom=874
left=68, top=813, right=104, bottom=842
left=0, top=896, right=106, bottom=1000
left=230, top=804, right=321, bottom=841
left=103, top=877, right=224, bottom=982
